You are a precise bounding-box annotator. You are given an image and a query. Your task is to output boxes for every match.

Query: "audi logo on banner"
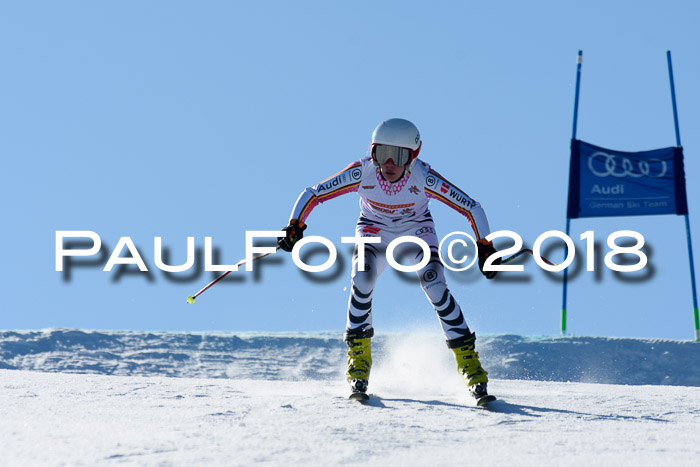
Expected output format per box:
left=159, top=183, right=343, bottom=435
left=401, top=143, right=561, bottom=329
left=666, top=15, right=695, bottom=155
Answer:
left=588, top=151, right=668, bottom=178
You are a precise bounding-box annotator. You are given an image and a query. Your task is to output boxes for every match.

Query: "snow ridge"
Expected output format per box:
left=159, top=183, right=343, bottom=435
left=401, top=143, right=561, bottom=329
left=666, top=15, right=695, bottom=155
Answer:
left=1, top=329, right=698, bottom=386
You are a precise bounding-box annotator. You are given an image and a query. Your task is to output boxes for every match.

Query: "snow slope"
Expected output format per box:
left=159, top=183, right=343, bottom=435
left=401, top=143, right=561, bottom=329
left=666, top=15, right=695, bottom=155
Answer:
left=1, top=330, right=699, bottom=466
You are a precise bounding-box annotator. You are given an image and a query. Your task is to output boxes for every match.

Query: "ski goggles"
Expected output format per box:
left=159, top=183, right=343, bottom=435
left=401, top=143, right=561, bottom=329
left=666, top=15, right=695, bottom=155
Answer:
left=373, top=144, right=412, bottom=166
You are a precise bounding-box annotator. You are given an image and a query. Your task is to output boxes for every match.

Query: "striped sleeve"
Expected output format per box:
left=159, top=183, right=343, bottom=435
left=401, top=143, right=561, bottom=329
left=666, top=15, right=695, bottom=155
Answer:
left=289, top=161, right=362, bottom=223
left=424, top=168, right=491, bottom=239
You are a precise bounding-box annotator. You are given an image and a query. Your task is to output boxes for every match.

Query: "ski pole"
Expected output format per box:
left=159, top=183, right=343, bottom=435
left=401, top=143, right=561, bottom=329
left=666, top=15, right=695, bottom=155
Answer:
left=186, top=246, right=280, bottom=304
left=501, top=248, right=556, bottom=266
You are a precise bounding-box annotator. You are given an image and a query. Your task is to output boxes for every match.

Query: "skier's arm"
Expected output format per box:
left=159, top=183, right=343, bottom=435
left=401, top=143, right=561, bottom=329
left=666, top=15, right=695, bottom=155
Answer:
left=288, top=161, right=362, bottom=223
left=424, top=168, right=491, bottom=240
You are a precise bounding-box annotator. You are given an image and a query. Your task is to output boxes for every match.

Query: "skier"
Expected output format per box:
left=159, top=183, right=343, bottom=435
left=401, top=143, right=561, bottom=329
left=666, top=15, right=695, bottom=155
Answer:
left=278, top=118, right=500, bottom=403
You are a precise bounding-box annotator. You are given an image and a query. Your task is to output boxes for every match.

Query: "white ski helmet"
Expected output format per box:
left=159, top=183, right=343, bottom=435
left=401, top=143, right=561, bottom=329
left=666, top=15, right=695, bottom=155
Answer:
left=370, top=118, right=422, bottom=166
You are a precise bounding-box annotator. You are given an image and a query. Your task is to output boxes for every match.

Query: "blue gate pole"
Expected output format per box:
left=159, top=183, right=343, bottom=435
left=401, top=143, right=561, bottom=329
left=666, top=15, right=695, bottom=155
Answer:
left=562, top=50, right=583, bottom=335
left=667, top=50, right=699, bottom=341
left=571, top=51, right=583, bottom=141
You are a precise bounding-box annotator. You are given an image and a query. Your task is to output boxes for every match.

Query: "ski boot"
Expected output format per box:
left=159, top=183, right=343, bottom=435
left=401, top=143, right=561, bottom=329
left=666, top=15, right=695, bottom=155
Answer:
left=449, top=332, right=495, bottom=406
left=345, top=336, right=372, bottom=401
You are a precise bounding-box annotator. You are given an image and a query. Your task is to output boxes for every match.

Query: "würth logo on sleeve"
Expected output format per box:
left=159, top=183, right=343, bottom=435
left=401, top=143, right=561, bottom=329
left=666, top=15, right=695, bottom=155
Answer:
left=440, top=182, right=449, bottom=194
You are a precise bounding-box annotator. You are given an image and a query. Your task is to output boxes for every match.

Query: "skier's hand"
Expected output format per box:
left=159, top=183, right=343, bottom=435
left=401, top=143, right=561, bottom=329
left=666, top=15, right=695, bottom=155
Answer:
left=477, top=238, right=500, bottom=279
left=278, top=219, right=307, bottom=252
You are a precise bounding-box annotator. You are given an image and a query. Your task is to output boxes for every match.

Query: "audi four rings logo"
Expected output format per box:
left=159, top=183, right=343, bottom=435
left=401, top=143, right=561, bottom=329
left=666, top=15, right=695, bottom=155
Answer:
left=415, top=227, right=435, bottom=236
left=588, top=152, right=668, bottom=178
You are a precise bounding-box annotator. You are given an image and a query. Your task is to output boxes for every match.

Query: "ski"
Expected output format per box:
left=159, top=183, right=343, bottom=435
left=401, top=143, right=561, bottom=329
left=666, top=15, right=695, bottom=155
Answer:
left=475, top=394, right=497, bottom=407
left=349, top=392, right=370, bottom=402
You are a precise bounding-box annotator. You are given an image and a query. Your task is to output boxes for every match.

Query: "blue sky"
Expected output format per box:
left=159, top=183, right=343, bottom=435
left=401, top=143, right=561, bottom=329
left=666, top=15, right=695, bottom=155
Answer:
left=2, top=1, right=699, bottom=340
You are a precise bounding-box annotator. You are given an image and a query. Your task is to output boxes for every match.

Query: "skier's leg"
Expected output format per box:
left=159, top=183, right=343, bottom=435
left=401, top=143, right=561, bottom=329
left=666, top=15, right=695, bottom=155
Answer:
left=408, top=227, right=490, bottom=397
left=344, top=223, right=389, bottom=392
left=345, top=240, right=387, bottom=339
left=405, top=230, right=472, bottom=344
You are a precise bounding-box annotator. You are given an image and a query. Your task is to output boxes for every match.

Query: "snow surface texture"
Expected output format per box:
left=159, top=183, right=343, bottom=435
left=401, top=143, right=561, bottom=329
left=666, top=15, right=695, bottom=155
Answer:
left=1, top=330, right=699, bottom=466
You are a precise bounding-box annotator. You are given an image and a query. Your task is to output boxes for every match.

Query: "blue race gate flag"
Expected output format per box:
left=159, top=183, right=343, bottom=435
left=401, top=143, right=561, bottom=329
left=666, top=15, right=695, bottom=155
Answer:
left=567, top=139, right=688, bottom=219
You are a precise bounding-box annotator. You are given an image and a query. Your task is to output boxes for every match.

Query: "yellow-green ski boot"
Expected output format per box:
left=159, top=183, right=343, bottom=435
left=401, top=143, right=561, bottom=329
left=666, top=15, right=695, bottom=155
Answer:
left=450, top=332, right=495, bottom=405
left=345, top=337, right=372, bottom=399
